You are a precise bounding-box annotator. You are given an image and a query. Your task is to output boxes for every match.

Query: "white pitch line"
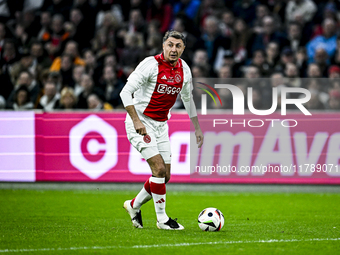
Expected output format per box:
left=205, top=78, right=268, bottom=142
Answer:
left=0, top=238, right=339, bottom=253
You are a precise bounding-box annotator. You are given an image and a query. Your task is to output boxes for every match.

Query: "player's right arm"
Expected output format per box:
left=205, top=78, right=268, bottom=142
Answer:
left=124, top=105, right=147, bottom=135
left=120, top=57, right=154, bottom=136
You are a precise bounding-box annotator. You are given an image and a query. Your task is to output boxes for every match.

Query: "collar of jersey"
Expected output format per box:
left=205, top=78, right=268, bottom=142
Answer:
left=155, top=53, right=182, bottom=69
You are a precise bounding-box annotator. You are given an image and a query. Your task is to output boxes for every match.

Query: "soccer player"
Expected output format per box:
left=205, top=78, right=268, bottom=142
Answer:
left=120, top=30, right=204, bottom=230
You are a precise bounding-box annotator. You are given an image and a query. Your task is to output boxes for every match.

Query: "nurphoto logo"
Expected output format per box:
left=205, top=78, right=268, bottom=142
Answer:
left=198, top=83, right=311, bottom=116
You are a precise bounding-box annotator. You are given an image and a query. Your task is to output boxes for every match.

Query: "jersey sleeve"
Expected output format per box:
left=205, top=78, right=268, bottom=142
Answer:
left=180, top=60, right=197, bottom=118
left=120, top=57, right=155, bottom=107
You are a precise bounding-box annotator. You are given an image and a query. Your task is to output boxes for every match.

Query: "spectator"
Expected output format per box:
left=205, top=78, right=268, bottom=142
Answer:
left=30, top=40, right=52, bottom=69
left=13, top=23, right=31, bottom=54
left=221, top=50, right=243, bottom=78
left=250, top=49, right=270, bottom=77
left=72, top=65, right=85, bottom=96
left=73, top=0, right=97, bottom=40
left=265, top=42, right=280, bottom=72
left=330, top=35, right=340, bottom=66
left=285, top=0, right=317, bottom=25
left=0, top=22, right=6, bottom=55
left=268, top=0, right=287, bottom=24
left=37, top=81, right=60, bottom=111
left=119, top=32, right=144, bottom=69
left=275, top=47, right=295, bottom=73
left=306, top=18, right=337, bottom=62
left=198, top=15, right=231, bottom=67
left=103, top=53, right=126, bottom=81
left=192, top=64, right=209, bottom=78
left=218, top=65, right=232, bottom=79
left=252, top=4, right=270, bottom=34
left=328, top=65, right=340, bottom=79
left=270, top=72, right=286, bottom=91
left=232, top=0, right=259, bottom=25
left=83, top=49, right=98, bottom=78
left=192, top=49, right=209, bottom=67
left=244, top=65, right=260, bottom=79
left=313, top=48, right=329, bottom=77
left=328, top=89, right=340, bottom=109
left=41, top=0, right=72, bottom=18
left=146, top=33, right=162, bottom=56
left=7, top=71, right=40, bottom=107
left=77, top=73, right=104, bottom=109
left=0, top=0, right=24, bottom=23
left=305, top=89, right=325, bottom=110
left=172, top=15, right=197, bottom=65
left=97, top=11, right=120, bottom=45
left=173, top=0, right=201, bottom=21
left=21, top=10, right=41, bottom=38
left=287, top=22, right=308, bottom=53
left=249, top=88, right=263, bottom=109
left=231, top=18, right=252, bottom=64
left=127, top=9, right=146, bottom=35
left=192, top=49, right=214, bottom=76
left=264, top=71, right=286, bottom=107
left=59, top=54, right=74, bottom=88
left=121, top=0, right=147, bottom=21
left=0, top=69, right=13, bottom=101
left=37, top=11, right=52, bottom=42
left=285, top=62, right=301, bottom=88
left=305, top=79, right=329, bottom=105
left=147, top=20, right=161, bottom=38
left=219, top=10, right=234, bottom=37
left=69, top=8, right=92, bottom=51
left=296, top=47, right=308, bottom=76
left=92, top=28, right=115, bottom=59
left=10, top=52, right=40, bottom=85
left=196, top=0, right=226, bottom=28
left=50, top=41, right=85, bottom=71
left=245, top=64, right=270, bottom=93
left=307, top=63, right=322, bottom=78
left=87, top=93, right=113, bottom=110
left=0, top=39, right=20, bottom=71
left=10, top=85, right=34, bottom=110
left=146, top=0, right=172, bottom=34
left=99, top=65, right=124, bottom=108
left=42, top=14, right=70, bottom=58
left=47, top=71, right=62, bottom=92
left=58, top=87, right=77, bottom=110
left=251, top=16, right=289, bottom=54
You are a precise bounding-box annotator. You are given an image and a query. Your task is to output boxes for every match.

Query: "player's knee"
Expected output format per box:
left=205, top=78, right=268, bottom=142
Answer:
left=154, top=164, right=166, bottom=177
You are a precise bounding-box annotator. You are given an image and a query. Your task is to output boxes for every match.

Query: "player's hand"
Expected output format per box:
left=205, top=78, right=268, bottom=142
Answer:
left=195, top=129, right=204, bottom=148
left=134, top=120, right=147, bottom=136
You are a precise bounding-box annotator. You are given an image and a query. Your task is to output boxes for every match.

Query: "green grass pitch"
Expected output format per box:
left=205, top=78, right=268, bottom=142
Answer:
left=0, top=186, right=340, bottom=254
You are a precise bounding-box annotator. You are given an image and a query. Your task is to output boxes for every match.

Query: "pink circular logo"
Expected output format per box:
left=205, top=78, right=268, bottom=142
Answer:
left=143, top=135, right=151, bottom=143
left=175, top=74, right=181, bottom=83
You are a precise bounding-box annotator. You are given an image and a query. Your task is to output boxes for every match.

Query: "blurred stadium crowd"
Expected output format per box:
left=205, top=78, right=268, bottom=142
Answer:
left=0, top=0, right=339, bottom=111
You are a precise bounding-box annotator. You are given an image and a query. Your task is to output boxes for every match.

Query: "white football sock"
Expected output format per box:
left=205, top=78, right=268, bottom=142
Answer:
left=131, top=178, right=152, bottom=210
left=150, top=176, right=169, bottom=223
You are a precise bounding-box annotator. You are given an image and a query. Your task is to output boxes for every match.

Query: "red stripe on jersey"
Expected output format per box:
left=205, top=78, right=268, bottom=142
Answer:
left=143, top=53, right=184, bottom=121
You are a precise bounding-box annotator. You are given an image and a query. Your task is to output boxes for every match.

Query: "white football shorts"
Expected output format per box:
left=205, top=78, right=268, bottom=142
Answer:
left=125, top=113, right=171, bottom=164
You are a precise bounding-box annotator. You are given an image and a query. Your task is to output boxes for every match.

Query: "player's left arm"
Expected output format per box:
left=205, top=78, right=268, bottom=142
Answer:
left=191, top=116, right=204, bottom=149
left=182, top=99, right=203, bottom=148
left=180, top=65, right=204, bottom=148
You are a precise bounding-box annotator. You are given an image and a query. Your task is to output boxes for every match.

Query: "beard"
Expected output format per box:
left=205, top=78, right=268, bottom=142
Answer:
left=169, top=55, right=178, bottom=64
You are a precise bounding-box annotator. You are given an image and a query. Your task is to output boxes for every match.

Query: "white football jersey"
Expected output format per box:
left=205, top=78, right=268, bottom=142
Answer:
left=120, top=53, right=195, bottom=122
